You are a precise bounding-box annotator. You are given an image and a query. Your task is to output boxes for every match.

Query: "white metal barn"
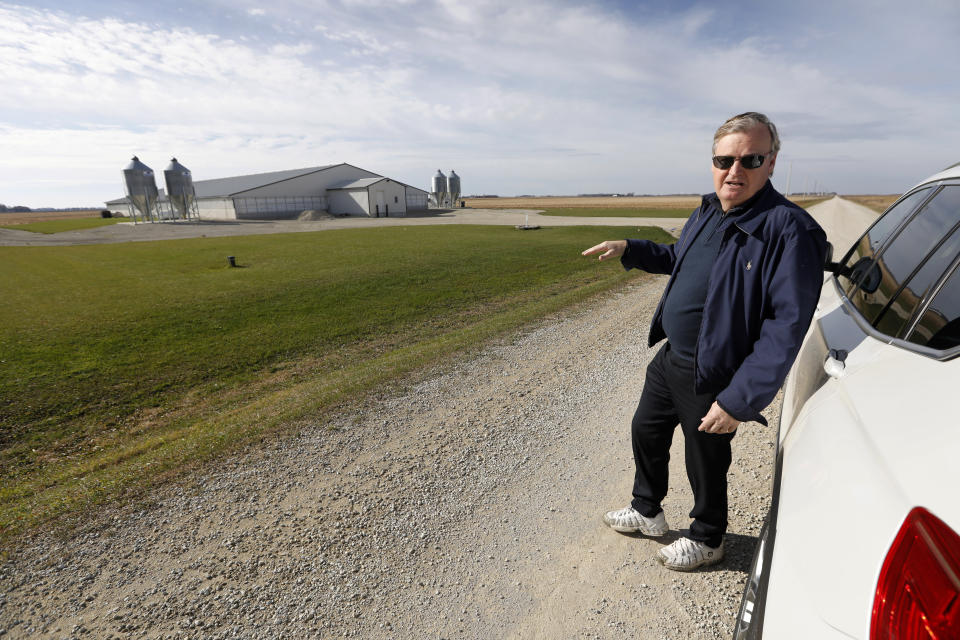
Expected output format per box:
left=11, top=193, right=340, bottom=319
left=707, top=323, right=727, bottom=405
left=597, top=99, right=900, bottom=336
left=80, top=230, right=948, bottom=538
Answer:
left=106, top=163, right=428, bottom=220
left=328, top=177, right=409, bottom=217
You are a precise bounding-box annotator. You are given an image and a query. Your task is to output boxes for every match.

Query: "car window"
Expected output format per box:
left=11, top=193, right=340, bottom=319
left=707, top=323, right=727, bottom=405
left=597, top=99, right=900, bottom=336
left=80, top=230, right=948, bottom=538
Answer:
left=839, top=187, right=933, bottom=296
left=848, top=185, right=959, bottom=326
left=875, top=219, right=960, bottom=337
left=872, top=186, right=960, bottom=336
left=906, top=263, right=960, bottom=351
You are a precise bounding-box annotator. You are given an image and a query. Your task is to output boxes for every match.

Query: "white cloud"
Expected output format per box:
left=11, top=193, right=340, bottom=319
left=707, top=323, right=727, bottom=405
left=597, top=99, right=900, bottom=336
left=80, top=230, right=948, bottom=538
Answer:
left=269, top=42, right=314, bottom=56
left=313, top=24, right=393, bottom=55
left=0, top=1, right=958, bottom=206
left=678, top=7, right=714, bottom=37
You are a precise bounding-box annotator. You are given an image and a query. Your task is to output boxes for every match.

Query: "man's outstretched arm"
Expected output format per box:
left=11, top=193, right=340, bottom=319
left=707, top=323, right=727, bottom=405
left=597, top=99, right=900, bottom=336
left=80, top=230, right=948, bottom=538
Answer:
left=581, top=240, right=627, bottom=262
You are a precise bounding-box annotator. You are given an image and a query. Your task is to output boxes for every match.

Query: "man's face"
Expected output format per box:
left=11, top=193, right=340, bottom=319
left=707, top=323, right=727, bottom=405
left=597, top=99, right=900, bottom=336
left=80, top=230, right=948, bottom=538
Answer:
left=712, top=124, right=776, bottom=211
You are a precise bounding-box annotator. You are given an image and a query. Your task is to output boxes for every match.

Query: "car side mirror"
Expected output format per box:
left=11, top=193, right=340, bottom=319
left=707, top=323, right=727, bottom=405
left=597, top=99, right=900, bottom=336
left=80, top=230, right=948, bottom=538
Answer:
left=823, top=242, right=848, bottom=277
left=850, top=258, right=882, bottom=293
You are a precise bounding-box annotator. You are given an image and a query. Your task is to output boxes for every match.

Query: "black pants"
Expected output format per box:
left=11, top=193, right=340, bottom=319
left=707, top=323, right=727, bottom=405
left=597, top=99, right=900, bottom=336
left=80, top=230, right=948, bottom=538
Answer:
left=630, top=343, right=734, bottom=547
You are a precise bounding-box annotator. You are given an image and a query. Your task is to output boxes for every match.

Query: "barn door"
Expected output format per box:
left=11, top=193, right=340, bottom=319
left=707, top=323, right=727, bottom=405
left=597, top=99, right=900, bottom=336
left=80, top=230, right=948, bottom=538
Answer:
left=375, top=190, right=386, bottom=217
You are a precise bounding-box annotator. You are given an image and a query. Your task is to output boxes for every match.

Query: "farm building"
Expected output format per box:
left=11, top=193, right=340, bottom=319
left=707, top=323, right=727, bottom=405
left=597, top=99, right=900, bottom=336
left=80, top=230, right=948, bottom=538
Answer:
left=106, top=162, right=428, bottom=220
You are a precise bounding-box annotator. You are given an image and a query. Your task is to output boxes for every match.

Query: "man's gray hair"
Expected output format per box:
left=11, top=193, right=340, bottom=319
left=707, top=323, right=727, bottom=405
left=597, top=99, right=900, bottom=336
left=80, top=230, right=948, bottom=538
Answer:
left=713, top=112, right=781, bottom=155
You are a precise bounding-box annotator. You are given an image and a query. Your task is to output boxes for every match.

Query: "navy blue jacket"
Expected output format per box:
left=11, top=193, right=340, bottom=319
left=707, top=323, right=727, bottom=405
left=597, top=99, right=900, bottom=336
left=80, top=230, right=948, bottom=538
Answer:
left=622, top=181, right=827, bottom=425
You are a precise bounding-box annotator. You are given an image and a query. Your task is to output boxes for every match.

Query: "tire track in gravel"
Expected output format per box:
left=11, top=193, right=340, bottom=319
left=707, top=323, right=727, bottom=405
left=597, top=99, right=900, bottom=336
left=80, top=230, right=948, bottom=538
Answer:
left=0, top=273, right=778, bottom=639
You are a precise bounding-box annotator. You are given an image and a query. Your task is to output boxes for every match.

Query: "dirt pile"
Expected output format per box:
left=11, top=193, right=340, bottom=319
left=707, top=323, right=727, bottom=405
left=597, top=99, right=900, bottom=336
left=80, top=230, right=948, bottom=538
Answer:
left=297, top=209, right=335, bottom=221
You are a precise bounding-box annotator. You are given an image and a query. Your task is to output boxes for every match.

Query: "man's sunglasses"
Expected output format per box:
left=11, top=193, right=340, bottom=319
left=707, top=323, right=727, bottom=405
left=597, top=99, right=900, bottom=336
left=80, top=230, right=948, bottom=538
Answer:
left=712, top=154, right=768, bottom=170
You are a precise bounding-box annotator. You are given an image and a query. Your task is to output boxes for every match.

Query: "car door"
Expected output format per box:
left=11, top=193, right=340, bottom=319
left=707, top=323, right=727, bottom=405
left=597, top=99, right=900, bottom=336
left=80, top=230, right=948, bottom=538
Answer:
left=758, top=182, right=960, bottom=638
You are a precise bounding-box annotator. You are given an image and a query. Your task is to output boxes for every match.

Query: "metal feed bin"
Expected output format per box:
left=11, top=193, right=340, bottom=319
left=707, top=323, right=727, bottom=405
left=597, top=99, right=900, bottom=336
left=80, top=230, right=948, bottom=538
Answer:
left=122, top=156, right=160, bottom=223
left=447, top=170, right=461, bottom=207
left=163, top=157, right=199, bottom=221
left=431, top=169, right=447, bottom=208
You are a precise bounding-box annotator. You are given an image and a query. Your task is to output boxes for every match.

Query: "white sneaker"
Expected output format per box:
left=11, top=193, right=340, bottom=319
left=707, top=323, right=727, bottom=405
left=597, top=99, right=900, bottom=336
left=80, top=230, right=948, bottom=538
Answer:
left=602, top=506, right=669, bottom=536
left=656, top=537, right=724, bottom=571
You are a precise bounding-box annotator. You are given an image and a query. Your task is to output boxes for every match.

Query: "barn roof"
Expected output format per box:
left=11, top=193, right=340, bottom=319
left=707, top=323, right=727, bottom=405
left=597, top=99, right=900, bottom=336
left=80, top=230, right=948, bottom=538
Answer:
left=328, top=177, right=388, bottom=190
left=194, top=164, right=344, bottom=197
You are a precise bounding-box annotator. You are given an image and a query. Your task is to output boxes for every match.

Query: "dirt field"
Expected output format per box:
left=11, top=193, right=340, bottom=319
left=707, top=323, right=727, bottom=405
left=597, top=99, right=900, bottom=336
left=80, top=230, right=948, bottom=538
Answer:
left=463, top=196, right=703, bottom=210
left=0, top=209, right=109, bottom=224
left=841, top=194, right=900, bottom=213
left=464, top=194, right=840, bottom=211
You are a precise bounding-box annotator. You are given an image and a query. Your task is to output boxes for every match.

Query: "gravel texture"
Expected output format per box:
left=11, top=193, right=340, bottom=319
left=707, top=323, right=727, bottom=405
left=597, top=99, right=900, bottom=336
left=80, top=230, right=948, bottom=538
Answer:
left=0, top=270, right=779, bottom=639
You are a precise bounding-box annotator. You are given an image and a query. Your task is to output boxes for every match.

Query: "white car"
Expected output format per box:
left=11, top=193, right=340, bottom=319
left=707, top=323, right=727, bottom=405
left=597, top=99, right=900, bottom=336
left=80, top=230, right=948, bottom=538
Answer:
left=734, top=164, right=960, bottom=639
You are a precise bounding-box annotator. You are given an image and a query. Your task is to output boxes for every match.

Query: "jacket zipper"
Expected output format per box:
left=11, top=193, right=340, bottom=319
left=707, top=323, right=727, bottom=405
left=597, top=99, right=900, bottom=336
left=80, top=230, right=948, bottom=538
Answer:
left=693, top=211, right=736, bottom=386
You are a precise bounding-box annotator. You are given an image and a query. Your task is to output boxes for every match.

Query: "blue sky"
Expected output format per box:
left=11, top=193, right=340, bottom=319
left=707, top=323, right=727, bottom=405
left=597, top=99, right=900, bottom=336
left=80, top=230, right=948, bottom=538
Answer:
left=1, top=0, right=958, bottom=208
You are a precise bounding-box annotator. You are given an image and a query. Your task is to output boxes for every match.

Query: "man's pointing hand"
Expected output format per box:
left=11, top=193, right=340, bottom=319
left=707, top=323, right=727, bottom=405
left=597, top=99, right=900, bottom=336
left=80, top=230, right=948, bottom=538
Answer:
left=582, top=240, right=627, bottom=261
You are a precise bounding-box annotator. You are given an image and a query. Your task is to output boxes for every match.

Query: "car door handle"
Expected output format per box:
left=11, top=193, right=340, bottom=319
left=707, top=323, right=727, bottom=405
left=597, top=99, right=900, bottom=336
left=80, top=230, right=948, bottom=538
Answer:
left=823, top=349, right=848, bottom=378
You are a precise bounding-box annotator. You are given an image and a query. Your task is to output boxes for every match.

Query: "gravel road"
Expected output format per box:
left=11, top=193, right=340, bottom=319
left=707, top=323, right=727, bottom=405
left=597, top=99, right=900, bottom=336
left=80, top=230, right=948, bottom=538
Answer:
left=0, top=198, right=871, bottom=639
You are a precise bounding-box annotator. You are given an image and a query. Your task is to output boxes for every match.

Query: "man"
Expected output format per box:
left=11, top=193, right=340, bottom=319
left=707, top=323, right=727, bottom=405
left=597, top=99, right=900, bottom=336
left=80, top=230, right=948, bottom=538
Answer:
left=582, top=112, right=826, bottom=571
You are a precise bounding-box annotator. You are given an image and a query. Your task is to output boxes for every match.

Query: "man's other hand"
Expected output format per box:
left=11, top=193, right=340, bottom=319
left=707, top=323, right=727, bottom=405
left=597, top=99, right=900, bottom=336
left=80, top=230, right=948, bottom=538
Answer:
left=698, top=402, right=740, bottom=434
left=581, top=240, right=627, bottom=261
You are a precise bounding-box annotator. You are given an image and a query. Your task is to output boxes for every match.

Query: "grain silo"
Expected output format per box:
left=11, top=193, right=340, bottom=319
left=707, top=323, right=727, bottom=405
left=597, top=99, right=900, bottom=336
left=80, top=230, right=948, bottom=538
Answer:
left=447, top=170, right=461, bottom=207
left=431, top=170, right=447, bottom=208
left=163, top=158, right=199, bottom=221
left=122, top=156, right=160, bottom=223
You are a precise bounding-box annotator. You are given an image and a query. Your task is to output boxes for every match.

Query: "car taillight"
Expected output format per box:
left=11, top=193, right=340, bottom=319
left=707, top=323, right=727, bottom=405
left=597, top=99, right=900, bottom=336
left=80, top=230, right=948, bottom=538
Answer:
left=871, top=507, right=960, bottom=639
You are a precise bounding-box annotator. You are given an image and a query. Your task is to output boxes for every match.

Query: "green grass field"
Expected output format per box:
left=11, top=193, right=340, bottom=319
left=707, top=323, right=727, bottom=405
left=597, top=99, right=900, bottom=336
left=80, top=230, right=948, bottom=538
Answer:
left=0, top=224, right=673, bottom=542
left=536, top=207, right=694, bottom=218
left=0, top=217, right=124, bottom=234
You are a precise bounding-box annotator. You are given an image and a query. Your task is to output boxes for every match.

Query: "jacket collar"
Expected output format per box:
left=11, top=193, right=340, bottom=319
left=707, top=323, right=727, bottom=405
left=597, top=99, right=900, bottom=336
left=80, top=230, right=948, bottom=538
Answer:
left=703, top=180, right=778, bottom=237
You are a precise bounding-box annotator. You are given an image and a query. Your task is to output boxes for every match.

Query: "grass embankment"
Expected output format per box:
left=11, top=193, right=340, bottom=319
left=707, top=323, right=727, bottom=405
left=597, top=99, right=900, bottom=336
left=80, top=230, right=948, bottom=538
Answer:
left=0, top=224, right=672, bottom=543
left=0, top=217, right=123, bottom=234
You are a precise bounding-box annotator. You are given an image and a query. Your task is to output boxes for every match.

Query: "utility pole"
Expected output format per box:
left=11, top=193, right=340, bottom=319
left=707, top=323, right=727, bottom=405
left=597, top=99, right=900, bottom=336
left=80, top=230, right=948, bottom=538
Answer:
left=785, top=161, right=793, bottom=196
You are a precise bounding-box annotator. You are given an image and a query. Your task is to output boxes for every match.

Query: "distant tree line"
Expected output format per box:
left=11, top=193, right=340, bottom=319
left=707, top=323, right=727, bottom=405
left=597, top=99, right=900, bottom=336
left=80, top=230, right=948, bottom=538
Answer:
left=0, top=204, right=102, bottom=213
left=577, top=193, right=636, bottom=197
left=0, top=204, right=32, bottom=213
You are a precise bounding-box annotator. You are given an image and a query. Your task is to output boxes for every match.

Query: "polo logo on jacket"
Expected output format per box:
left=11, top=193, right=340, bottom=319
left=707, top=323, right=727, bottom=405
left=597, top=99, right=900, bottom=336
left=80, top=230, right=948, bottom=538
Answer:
left=746, top=261, right=752, bottom=271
